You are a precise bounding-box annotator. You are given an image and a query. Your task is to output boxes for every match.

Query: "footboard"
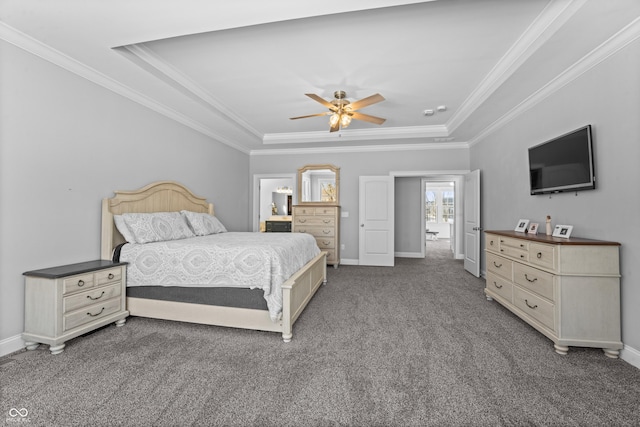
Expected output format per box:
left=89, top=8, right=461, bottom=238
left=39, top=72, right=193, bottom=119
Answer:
left=280, top=251, right=327, bottom=342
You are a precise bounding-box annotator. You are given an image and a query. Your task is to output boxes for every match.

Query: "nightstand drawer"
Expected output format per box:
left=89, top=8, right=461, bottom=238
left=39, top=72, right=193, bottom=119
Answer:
left=96, top=267, right=122, bottom=286
left=63, top=283, right=122, bottom=313
left=529, top=243, right=556, bottom=271
left=64, top=297, right=122, bottom=331
left=63, top=273, right=95, bottom=295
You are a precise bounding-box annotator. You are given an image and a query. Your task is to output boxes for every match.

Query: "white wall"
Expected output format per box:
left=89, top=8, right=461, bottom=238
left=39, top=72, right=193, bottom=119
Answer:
left=470, top=37, right=640, bottom=357
left=0, top=41, right=251, bottom=354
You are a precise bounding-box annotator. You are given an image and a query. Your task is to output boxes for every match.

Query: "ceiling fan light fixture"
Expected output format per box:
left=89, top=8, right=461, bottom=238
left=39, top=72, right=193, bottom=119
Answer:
left=340, top=113, right=352, bottom=128
left=329, top=113, right=340, bottom=127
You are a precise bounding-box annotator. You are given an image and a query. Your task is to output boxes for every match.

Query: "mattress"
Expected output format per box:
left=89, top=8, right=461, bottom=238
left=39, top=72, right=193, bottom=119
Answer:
left=117, top=232, right=320, bottom=320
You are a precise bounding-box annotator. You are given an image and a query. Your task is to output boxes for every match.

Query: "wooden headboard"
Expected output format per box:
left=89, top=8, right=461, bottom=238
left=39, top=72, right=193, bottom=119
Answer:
left=101, top=181, right=214, bottom=260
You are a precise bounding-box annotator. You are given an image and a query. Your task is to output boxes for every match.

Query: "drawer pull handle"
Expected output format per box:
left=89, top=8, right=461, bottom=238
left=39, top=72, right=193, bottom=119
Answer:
left=77, top=280, right=85, bottom=287
left=537, top=252, right=542, bottom=259
left=108, top=273, right=114, bottom=280
left=322, top=241, right=330, bottom=245
left=490, top=241, right=494, bottom=246
left=524, top=299, right=538, bottom=310
left=299, top=219, right=307, bottom=223
left=493, top=261, right=502, bottom=268
left=520, top=255, right=525, bottom=258
left=524, top=274, right=537, bottom=283
left=87, top=291, right=105, bottom=301
left=493, top=281, right=503, bottom=289
left=323, top=219, right=331, bottom=223
left=520, top=244, right=525, bottom=248
left=87, top=307, right=105, bottom=317
left=323, top=230, right=331, bottom=234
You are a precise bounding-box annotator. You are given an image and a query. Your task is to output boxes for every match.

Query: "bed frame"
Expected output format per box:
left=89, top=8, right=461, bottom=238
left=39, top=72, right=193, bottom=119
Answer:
left=101, top=181, right=327, bottom=342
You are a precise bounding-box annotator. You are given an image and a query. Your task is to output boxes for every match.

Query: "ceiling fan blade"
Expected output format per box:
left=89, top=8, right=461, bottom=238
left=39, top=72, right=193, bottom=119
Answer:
left=351, top=111, right=386, bottom=125
left=289, top=112, right=331, bottom=120
left=305, top=93, right=336, bottom=110
left=348, top=93, right=385, bottom=111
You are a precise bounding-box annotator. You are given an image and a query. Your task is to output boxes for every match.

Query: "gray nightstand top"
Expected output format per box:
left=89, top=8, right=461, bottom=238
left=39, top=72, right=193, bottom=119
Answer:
left=23, top=260, right=127, bottom=279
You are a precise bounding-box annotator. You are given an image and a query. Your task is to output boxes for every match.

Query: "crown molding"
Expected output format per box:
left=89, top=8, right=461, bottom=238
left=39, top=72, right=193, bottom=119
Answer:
left=446, top=0, right=586, bottom=134
left=250, top=141, right=469, bottom=156
left=469, top=15, right=640, bottom=147
left=0, top=22, right=251, bottom=154
left=262, top=124, right=449, bottom=144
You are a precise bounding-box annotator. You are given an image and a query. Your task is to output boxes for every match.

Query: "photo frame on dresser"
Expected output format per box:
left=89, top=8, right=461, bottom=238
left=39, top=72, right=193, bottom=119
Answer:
left=528, top=223, right=539, bottom=234
left=552, top=224, right=573, bottom=238
left=514, top=219, right=530, bottom=232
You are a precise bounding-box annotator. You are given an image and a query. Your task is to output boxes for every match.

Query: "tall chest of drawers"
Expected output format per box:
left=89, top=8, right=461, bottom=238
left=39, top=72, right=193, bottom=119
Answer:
left=23, top=260, right=129, bottom=354
left=292, top=205, right=340, bottom=268
left=484, top=231, right=622, bottom=358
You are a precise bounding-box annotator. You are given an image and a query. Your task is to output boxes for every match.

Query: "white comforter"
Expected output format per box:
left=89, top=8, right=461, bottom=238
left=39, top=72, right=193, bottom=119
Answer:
left=118, top=232, right=321, bottom=321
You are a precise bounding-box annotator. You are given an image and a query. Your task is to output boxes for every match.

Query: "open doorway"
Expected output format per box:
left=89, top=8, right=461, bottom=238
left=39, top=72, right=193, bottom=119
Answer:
left=423, top=180, right=455, bottom=257
left=252, top=174, right=295, bottom=232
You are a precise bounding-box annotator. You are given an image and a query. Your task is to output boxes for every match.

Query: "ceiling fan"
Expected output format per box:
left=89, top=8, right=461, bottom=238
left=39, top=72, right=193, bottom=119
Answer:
left=290, top=91, right=386, bottom=132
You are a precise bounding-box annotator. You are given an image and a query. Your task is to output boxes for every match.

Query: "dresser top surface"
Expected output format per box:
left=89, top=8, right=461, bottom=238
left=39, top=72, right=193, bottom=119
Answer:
left=24, top=260, right=127, bottom=278
left=485, top=230, right=620, bottom=246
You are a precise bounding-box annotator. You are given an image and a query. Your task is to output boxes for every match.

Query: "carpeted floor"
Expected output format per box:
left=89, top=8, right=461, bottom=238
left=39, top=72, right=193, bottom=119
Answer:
left=2, top=240, right=639, bottom=426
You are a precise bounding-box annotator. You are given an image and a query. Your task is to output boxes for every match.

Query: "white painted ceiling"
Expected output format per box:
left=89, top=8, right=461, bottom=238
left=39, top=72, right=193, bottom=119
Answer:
left=2, top=0, right=636, bottom=153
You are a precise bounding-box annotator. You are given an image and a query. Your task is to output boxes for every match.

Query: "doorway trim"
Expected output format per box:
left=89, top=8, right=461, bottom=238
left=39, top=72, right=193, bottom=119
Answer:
left=252, top=173, right=296, bottom=232
left=390, top=170, right=469, bottom=260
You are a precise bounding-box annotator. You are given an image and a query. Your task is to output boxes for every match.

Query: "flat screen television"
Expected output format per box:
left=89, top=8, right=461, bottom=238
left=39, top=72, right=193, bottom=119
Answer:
left=528, top=125, right=595, bottom=195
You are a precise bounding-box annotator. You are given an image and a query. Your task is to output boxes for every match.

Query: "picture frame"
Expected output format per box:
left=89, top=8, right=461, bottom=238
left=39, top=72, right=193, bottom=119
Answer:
left=552, top=224, right=573, bottom=238
left=514, top=219, right=530, bottom=232
left=527, top=223, right=539, bottom=234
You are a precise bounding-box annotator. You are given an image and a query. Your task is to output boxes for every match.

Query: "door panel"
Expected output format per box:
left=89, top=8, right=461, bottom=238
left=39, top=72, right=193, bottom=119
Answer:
left=464, top=170, right=481, bottom=277
left=359, top=176, right=394, bottom=266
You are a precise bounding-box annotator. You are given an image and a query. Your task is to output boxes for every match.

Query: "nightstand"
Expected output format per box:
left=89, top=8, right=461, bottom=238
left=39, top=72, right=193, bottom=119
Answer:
left=22, top=260, right=129, bottom=355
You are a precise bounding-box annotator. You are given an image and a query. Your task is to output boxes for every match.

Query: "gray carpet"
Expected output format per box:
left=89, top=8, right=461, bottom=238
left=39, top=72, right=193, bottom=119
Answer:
left=2, top=240, right=640, bottom=426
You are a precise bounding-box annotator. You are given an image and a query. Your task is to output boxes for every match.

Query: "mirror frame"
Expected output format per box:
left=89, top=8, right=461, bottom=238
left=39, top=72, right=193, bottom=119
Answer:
left=297, top=164, right=340, bottom=205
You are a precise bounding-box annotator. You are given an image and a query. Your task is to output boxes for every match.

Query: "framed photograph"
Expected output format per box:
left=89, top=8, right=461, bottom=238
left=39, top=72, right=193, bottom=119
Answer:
left=514, top=219, right=530, bottom=232
left=528, top=223, right=539, bottom=234
left=552, top=224, right=573, bottom=238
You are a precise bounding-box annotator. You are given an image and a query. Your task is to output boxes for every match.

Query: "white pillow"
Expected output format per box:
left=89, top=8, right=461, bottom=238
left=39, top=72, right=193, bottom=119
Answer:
left=121, top=212, right=195, bottom=244
left=181, top=210, right=227, bottom=236
left=114, top=215, right=136, bottom=243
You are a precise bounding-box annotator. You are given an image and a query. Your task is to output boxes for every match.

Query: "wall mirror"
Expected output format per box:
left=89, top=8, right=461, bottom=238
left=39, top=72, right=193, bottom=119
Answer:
left=297, top=164, right=340, bottom=205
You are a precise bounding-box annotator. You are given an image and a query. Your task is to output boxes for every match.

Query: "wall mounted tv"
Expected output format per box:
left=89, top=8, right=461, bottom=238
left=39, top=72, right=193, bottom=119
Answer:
left=528, top=125, right=595, bottom=195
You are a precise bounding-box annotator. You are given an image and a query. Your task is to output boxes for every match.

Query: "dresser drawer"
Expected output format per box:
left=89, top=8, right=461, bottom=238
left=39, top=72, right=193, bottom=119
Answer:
left=294, top=216, right=335, bottom=226
left=513, top=287, right=555, bottom=331
left=325, top=249, right=338, bottom=264
left=96, top=267, right=122, bottom=286
left=293, top=206, right=314, bottom=216
left=514, top=263, right=554, bottom=301
left=499, top=245, right=529, bottom=262
left=315, top=237, right=335, bottom=249
left=486, top=252, right=513, bottom=280
left=63, top=273, right=95, bottom=295
left=529, top=243, right=556, bottom=271
left=295, top=227, right=335, bottom=238
left=486, top=234, right=500, bottom=253
left=63, top=283, right=122, bottom=313
left=500, top=236, right=529, bottom=251
left=64, top=297, right=122, bottom=331
left=314, top=207, right=336, bottom=216
left=486, top=272, right=513, bottom=302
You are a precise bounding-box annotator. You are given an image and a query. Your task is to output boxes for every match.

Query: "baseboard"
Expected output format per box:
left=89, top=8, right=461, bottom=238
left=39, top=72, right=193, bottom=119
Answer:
left=0, top=334, right=25, bottom=358
left=339, top=258, right=359, bottom=266
left=621, top=344, right=640, bottom=369
left=395, top=252, right=423, bottom=258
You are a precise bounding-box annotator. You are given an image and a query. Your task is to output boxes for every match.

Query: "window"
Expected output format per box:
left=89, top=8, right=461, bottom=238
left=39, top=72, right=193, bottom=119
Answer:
left=442, top=191, right=454, bottom=222
left=425, top=191, right=437, bottom=222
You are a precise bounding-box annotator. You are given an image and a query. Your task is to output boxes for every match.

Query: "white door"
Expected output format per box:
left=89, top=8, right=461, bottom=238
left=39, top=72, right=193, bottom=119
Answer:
left=359, top=176, right=394, bottom=266
left=463, top=170, right=481, bottom=276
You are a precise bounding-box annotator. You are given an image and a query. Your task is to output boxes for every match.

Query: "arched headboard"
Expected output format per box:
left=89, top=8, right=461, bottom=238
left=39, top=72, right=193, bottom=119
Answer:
left=101, top=181, right=214, bottom=259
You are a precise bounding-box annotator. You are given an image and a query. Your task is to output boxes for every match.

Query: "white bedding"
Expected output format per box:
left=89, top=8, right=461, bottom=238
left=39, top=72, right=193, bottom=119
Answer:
left=118, top=232, right=321, bottom=321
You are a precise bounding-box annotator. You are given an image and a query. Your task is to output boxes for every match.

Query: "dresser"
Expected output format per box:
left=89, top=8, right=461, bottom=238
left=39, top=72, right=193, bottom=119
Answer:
left=23, top=260, right=129, bottom=354
left=292, top=205, right=340, bottom=267
left=484, top=231, right=622, bottom=357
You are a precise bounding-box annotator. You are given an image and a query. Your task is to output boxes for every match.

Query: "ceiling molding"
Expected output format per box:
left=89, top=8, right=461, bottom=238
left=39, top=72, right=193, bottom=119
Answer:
left=119, top=43, right=263, bottom=141
left=262, top=124, right=449, bottom=144
left=468, top=15, right=640, bottom=147
left=446, top=0, right=586, bottom=134
left=0, top=22, right=251, bottom=154
left=250, top=141, right=469, bottom=156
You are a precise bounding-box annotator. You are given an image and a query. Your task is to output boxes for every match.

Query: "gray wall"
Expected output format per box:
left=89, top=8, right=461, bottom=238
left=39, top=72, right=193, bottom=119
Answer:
left=470, top=37, right=640, bottom=352
left=1, top=41, right=251, bottom=350
left=250, top=147, right=470, bottom=261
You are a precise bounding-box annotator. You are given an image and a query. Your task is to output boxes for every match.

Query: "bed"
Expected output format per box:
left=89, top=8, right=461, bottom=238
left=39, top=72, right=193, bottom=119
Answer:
left=101, top=181, right=327, bottom=342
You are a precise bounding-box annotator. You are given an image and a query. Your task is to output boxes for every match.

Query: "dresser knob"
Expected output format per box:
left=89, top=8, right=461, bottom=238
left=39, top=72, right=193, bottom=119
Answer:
left=108, top=273, right=114, bottom=280
left=537, top=252, right=542, bottom=259
left=77, top=280, right=85, bottom=287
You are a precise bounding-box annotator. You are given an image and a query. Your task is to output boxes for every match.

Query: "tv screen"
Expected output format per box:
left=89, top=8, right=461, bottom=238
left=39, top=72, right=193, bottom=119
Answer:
left=528, top=125, right=595, bottom=195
